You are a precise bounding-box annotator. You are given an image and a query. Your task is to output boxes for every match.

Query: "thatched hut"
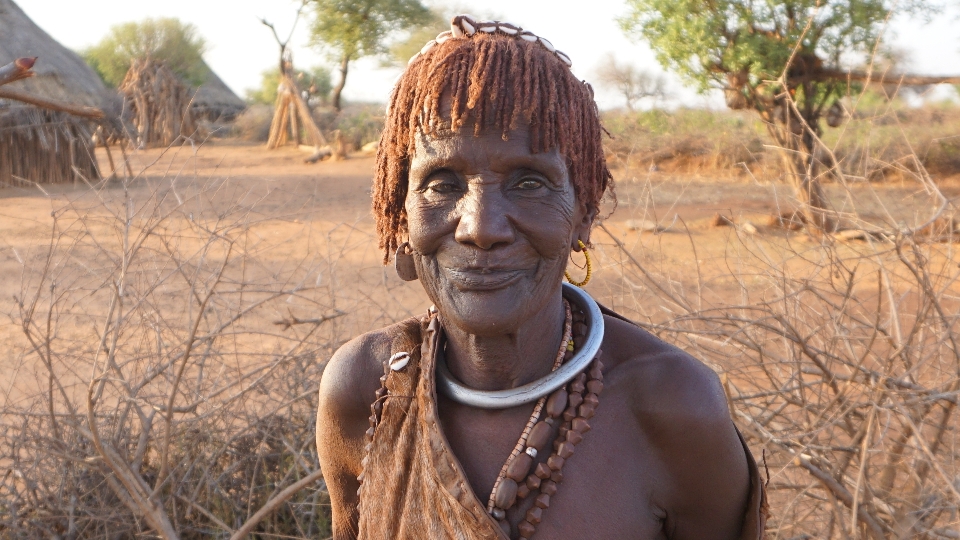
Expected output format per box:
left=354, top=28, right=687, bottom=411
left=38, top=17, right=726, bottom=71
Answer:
left=0, top=0, right=113, bottom=186
left=192, top=64, right=245, bottom=122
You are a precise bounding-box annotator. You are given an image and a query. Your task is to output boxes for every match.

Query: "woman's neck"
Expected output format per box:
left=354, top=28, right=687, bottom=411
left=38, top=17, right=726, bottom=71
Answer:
left=440, top=294, right=566, bottom=391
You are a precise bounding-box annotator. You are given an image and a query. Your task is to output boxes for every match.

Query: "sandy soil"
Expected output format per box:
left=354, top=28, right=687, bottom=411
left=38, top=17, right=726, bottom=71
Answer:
left=2, top=140, right=958, bottom=406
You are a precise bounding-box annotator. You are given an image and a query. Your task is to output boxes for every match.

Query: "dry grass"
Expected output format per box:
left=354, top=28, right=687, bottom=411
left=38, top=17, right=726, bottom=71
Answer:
left=603, top=97, right=960, bottom=184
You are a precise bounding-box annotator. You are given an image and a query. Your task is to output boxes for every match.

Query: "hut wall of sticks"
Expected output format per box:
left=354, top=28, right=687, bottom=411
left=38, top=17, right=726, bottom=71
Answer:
left=119, top=57, right=198, bottom=148
left=0, top=107, right=100, bottom=186
left=0, top=0, right=112, bottom=186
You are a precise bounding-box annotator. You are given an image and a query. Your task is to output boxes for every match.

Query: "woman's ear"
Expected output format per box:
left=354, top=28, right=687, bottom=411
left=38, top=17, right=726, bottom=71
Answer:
left=573, top=205, right=598, bottom=250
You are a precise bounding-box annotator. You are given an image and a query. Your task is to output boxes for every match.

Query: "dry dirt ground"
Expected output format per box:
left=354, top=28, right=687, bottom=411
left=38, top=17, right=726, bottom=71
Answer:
left=1, top=140, right=958, bottom=406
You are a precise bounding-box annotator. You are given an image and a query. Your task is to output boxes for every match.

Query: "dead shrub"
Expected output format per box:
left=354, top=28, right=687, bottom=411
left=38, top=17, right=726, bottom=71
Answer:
left=232, top=104, right=274, bottom=142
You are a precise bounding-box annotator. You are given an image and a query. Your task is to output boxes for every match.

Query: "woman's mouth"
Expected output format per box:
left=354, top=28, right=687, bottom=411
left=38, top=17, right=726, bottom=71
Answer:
left=443, top=267, right=525, bottom=291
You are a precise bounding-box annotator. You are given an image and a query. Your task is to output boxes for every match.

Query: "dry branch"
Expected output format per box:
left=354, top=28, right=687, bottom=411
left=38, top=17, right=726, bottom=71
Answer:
left=0, top=57, right=36, bottom=87
left=274, top=310, right=346, bottom=330
left=228, top=467, right=326, bottom=540
left=0, top=87, right=104, bottom=119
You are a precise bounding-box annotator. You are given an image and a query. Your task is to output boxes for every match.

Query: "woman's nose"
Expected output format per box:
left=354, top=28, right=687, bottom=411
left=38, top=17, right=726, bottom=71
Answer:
left=454, top=184, right=515, bottom=250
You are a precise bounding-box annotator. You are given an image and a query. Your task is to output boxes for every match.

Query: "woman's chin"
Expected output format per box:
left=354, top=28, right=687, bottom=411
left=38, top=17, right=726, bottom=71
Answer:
left=437, top=290, right=532, bottom=336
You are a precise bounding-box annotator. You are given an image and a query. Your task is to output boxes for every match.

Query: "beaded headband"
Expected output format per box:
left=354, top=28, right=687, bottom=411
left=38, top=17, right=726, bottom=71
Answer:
left=409, top=15, right=574, bottom=69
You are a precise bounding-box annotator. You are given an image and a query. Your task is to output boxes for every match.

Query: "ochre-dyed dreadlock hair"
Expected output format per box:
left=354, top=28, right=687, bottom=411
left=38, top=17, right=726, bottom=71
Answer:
left=373, top=17, right=613, bottom=262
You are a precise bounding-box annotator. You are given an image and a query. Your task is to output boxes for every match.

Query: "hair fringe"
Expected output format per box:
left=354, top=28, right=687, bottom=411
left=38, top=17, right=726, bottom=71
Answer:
left=373, top=32, right=613, bottom=262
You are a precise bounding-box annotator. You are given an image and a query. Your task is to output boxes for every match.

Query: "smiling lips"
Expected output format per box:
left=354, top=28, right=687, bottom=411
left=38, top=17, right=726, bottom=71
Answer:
left=444, top=267, right=527, bottom=290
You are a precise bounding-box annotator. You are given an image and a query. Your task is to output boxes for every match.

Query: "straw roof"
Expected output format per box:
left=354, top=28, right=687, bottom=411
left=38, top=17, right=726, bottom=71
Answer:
left=192, top=63, right=245, bottom=120
left=0, top=0, right=108, bottom=186
left=0, top=0, right=112, bottom=109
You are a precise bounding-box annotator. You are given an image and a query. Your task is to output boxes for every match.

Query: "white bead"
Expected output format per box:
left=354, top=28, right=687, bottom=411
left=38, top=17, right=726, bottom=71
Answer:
left=390, top=352, right=411, bottom=371
left=556, top=51, right=572, bottom=67
left=420, top=40, right=436, bottom=55
left=462, top=19, right=475, bottom=36
left=538, top=37, right=555, bottom=52
left=525, top=447, right=538, bottom=458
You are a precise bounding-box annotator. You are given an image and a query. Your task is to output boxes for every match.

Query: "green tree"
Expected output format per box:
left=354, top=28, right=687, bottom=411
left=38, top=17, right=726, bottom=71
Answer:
left=247, top=66, right=333, bottom=106
left=387, top=8, right=447, bottom=67
left=82, top=18, right=208, bottom=88
left=619, top=0, right=935, bottom=230
left=309, top=0, right=431, bottom=111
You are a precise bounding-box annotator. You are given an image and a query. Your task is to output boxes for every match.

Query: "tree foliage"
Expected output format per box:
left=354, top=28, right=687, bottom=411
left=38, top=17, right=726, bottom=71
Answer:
left=309, top=0, right=431, bottom=109
left=387, top=8, right=448, bottom=67
left=621, top=1, right=912, bottom=92
left=619, top=0, right=937, bottom=230
left=247, top=66, right=333, bottom=106
left=82, top=18, right=208, bottom=88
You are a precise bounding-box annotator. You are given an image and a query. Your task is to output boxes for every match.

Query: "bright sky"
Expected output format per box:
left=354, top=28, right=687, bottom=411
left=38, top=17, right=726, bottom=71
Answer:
left=19, top=0, right=960, bottom=109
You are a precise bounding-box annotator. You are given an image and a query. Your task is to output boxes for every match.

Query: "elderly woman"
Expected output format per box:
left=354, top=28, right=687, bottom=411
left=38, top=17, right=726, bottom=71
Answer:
left=316, top=16, right=766, bottom=540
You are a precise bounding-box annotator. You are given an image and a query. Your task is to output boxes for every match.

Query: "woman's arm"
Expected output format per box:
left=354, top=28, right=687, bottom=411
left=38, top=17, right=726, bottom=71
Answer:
left=628, top=347, right=752, bottom=540
left=316, top=333, right=391, bottom=539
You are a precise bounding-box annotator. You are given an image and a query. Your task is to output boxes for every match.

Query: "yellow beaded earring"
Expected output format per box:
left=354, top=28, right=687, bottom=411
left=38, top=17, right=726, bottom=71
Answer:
left=564, top=240, right=592, bottom=287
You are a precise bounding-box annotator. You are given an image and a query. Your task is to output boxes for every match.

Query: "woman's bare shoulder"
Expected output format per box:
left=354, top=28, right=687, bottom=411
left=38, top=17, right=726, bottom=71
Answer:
left=318, top=319, right=418, bottom=419
left=600, top=313, right=730, bottom=427
left=601, top=314, right=750, bottom=537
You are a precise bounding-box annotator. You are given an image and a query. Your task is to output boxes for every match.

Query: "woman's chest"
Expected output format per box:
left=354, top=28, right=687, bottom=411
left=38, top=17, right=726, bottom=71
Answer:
left=440, top=394, right=669, bottom=539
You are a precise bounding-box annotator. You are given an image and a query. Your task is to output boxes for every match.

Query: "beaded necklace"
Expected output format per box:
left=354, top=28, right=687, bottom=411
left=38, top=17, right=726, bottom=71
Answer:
left=485, top=302, right=604, bottom=539
left=361, top=300, right=603, bottom=540
left=486, top=300, right=573, bottom=516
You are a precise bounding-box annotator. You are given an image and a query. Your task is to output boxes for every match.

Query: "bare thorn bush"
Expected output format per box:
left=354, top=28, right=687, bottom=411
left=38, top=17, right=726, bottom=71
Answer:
left=593, top=77, right=960, bottom=539
left=0, top=149, right=425, bottom=538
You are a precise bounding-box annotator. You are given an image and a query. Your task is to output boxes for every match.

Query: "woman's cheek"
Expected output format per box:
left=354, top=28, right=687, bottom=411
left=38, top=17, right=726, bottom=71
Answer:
left=405, top=195, right=445, bottom=250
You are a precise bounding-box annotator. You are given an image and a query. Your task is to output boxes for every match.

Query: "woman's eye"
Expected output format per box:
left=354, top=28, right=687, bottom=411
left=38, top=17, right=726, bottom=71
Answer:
left=425, top=178, right=459, bottom=193
left=516, top=177, right=544, bottom=190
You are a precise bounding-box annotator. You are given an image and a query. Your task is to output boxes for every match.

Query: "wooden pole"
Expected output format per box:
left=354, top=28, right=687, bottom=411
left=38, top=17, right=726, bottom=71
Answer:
left=0, top=88, right=104, bottom=119
left=0, top=57, right=36, bottom=87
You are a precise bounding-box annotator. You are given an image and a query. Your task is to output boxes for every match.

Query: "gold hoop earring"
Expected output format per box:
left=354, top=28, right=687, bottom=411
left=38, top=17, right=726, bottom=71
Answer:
left=564, top=240, right=592, bottom=287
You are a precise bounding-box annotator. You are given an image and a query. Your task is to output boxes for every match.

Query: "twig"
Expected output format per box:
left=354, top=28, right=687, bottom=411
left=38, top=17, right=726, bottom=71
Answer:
left=228, top=467, right=325, bottom=540
left=274, top=309, right=346, bottom=330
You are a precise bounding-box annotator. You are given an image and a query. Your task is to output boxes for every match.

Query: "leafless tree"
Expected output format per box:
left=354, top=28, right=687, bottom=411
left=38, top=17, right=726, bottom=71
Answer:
left=595, top=53, right=665, bottom=110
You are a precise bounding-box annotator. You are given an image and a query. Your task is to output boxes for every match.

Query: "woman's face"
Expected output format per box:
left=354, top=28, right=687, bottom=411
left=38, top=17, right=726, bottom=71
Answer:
left=405, top=125, right=593, bottom=336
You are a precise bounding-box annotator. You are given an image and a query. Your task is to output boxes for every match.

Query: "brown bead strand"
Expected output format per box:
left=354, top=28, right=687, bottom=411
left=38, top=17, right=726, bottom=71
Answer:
left=488, top=300, right=573, bottom=527
left=490, top=305, right=605, bottom=539
left=513, top=358, right=603, bottom=539
left=514, top=306, right=602, bottom=538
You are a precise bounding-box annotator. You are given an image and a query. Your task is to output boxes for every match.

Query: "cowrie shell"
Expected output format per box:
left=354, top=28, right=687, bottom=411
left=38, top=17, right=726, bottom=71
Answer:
left=436, top=30, right=452, bottom=43
left=389, top=352, right=410, bottom=371
left=538, top=37, right=555, bottom=52
left=462, top=19, right=476, bottom=35
left=451, top=23, right=464, bottom=38
left=420, top=40, right=436, bottom=55
left=498, top=24, right=519, bottom=35
left=407, top=53, right=420, bottom=65
left=520, top=32, right=538, bottom=42
left=556, top=51, right=572, bottom=67
left=479, top=24, right=497, bottom=33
